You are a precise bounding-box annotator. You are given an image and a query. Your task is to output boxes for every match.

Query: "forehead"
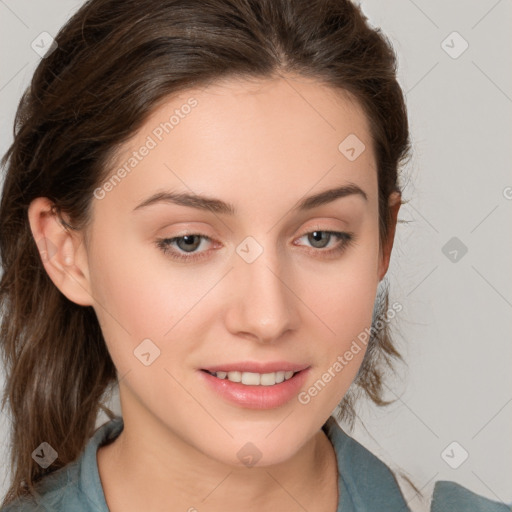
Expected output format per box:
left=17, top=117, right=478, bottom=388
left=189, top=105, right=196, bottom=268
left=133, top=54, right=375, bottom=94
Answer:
left=140, top=74, right=374, bottom=158
left=97, top=74, right=377, bottom=217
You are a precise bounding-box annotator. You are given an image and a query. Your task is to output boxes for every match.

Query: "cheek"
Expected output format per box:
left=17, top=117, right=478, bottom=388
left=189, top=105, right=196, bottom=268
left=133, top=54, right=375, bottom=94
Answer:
left=300, top=235, right=381, bottom=401
left=86, top=227, right=225, bottom=384
left=86, top=231, right=183, bottom=357
left=316, top=276, right=377, bottom=378
left=306, top=233, right=381, bottom=336
left=88, top=223, right=189, bottom=322
left=298, top=290, right=375, bottom=416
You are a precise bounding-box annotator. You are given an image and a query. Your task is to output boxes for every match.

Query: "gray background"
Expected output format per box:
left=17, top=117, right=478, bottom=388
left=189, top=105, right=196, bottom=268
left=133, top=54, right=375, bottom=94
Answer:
left=1, top=1, right=511, bottom=510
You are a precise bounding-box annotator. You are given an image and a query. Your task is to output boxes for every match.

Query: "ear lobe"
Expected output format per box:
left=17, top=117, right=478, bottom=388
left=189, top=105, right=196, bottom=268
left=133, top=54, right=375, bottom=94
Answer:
left=378, top=191, right=402, bottom=281
left=28, top=197, right=94, bottom=306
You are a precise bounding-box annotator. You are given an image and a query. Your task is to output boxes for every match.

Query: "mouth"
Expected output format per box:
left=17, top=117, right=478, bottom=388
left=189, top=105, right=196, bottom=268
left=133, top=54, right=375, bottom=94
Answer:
left=201, top=369, right=301, bottom=386
left=199, top=365, right=310, bottom=409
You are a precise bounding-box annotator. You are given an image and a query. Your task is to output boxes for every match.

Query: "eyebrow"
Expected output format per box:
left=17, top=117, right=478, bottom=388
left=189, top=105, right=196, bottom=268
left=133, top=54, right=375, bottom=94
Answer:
left=132, top=183, right=367, bottom=215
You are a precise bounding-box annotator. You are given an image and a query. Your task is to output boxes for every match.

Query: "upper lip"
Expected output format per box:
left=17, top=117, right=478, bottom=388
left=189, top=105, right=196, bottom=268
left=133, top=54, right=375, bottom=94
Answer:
left=201, top=362, right=310, bottom=373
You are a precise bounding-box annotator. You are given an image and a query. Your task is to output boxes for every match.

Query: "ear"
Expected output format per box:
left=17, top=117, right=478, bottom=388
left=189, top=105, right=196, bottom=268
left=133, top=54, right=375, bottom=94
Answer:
left=377, top=191, right=401, bottom=281
left=27, top=197, right=94, bottom=306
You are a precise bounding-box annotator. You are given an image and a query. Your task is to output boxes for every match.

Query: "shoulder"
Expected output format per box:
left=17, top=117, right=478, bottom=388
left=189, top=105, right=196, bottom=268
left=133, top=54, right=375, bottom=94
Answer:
left=322, top=416, right=411, bottom=511
left=322, top=416, right=512, bottom=512
left=1, top=462, right=83, bottom=511
left=431, top=481, right=512, bottom=512
left=1, top=417, right=124, bottom=512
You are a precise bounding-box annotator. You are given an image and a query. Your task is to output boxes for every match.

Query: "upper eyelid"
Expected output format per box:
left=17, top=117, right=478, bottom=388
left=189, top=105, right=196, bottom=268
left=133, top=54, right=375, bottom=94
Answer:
left=162, top=229, right=351, bottom=250
left=157, top=230, right=355, bottom=263
left=165, top=228, right=347, bottom=242
left=162, top=221, right=350, bottom=239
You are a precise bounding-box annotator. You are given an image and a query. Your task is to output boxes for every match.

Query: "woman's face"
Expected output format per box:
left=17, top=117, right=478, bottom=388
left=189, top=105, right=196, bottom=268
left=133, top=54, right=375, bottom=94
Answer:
left=77, top=75, right=394, bottom=466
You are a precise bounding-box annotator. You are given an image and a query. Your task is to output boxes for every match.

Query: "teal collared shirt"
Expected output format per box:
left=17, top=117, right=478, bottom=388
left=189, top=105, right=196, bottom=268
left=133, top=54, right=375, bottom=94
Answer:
left=2, top=416, right=510, bottom=511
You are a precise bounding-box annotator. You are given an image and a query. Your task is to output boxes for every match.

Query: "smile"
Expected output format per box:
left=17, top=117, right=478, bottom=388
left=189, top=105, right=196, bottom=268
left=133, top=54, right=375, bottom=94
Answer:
left=203, top=370, right=298, bottom=386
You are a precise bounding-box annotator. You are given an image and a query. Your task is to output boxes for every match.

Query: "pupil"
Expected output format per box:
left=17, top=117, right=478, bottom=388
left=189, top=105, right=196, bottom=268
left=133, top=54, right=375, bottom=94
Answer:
left=310, top=231, right=328, bottom=248
left=180, top=235, right=199, bottom=252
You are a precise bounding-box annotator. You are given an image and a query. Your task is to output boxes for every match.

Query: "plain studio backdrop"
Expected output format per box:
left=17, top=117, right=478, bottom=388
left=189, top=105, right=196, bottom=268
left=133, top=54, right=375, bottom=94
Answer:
left=0, top=1, right=511, bottom=511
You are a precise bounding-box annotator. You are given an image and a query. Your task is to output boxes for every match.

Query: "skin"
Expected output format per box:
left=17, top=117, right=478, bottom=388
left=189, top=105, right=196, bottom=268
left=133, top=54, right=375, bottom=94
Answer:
left=28, top=73, right=400, bottom=512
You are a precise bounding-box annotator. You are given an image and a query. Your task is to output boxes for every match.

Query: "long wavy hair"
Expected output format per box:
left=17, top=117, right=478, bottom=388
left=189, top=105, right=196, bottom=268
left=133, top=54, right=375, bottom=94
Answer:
left=0, top=0, right=411, bottom=505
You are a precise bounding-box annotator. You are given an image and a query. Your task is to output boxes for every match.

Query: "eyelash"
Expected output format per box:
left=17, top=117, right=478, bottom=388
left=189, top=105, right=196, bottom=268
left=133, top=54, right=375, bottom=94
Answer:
left=155, top=229, right=356, bottom=262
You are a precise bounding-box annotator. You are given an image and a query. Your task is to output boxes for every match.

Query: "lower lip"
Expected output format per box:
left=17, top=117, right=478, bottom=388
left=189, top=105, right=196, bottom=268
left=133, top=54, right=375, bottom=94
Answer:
left=198, top=369, right=310, bottom=409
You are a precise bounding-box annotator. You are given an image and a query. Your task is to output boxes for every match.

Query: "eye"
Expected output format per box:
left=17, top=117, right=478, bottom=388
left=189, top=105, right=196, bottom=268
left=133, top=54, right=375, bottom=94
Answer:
left=294, top=230, right=356, bottom=258
left=156, top=234, right=213, bottom=262
left=155, top=229, right=356, bottom=262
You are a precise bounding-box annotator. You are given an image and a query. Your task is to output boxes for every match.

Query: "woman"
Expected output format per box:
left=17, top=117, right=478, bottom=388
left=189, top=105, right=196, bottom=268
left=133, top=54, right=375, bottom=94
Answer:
left=0, top=0, right=509, bottom=510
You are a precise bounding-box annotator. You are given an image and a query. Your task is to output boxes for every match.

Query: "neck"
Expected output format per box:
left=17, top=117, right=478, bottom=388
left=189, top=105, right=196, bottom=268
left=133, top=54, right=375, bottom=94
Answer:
left=97, top=404, right=339, bottom=512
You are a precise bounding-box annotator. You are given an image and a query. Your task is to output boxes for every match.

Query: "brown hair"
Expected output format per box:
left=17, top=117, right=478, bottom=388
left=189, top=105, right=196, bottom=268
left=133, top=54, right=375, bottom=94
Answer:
left=0, top=0, right=411, bottom=505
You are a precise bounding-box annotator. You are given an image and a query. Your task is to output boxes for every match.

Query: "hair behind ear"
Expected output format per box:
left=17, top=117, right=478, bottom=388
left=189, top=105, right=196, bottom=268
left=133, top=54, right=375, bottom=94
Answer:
left=0, top=217, right=117, bottom=505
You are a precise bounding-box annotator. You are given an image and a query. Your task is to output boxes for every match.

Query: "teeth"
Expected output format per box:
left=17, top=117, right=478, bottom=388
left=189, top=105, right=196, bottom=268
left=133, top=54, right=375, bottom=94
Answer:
left=260, top=373, right=276, bottom=385
left=209, top=370, right=297, bottom=386
left=227, top=371, right=241, bottom=383
left=241, top=372, right=260, bottom=385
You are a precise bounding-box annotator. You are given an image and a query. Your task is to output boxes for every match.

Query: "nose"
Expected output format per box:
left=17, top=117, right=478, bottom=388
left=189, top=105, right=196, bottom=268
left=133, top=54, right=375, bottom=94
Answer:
left=224, top=242, right=301, bottom=345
